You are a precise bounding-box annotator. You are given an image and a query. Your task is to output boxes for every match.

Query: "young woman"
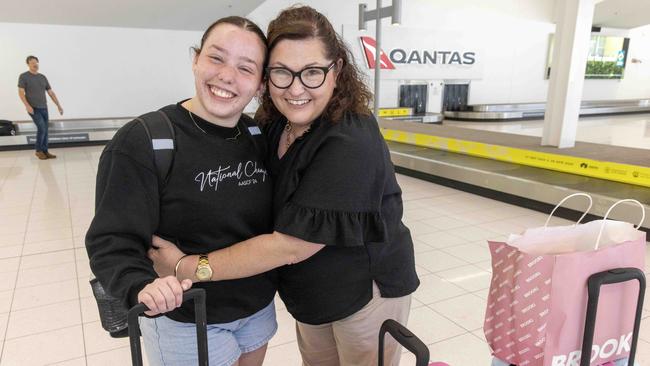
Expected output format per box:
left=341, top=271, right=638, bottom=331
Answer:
left=85, top=17, right=278, bottom=366
left=150, top=6, right=419, bottom=366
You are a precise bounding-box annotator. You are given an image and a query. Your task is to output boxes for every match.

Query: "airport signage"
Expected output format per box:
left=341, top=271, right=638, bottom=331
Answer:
left=344, top=26, right=484, bottom=80
left=359, top=36, right=476, bottom=69
left=616, top=50, right=625, bottom=67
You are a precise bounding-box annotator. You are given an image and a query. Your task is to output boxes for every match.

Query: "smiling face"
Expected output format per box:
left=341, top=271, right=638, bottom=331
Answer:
left=191, top=23, right=265, bottom=126
left=268, top=38, right=339, bottom=128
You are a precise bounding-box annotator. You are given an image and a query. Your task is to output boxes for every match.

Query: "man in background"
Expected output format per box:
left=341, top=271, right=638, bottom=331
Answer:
left=18, top=55, right=64, bottom=160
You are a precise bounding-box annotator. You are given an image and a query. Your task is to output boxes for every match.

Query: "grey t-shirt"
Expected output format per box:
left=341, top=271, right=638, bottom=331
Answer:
left=18, top=72, right=51, bottom=108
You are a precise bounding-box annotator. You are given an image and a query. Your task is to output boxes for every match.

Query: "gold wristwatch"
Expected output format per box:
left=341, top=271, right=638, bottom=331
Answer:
left=195, top=254, right=213, bottom=282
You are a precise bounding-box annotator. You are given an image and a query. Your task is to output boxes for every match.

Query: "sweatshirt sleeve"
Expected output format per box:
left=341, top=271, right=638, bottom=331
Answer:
left=85, top=121, right=160, bottom=308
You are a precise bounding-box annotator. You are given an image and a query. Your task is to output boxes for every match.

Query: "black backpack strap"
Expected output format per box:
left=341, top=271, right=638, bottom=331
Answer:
left=135, top=110, right=176, bottom=187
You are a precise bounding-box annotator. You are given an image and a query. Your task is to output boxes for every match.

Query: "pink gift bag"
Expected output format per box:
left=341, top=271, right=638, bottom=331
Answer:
left=483, top=196, right=646, bottom=366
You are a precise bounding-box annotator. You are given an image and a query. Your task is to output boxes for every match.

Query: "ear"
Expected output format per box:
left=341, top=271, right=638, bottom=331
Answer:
left=256, top=79, right=266, bottom=98
left=334, top=58, right=344, bottom=87
left=191, top=51, right=199, bottom=73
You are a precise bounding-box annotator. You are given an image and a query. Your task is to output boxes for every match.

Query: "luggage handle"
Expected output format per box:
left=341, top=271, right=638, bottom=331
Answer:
left=128, top=288, right=208, bottom=366
left=595, top=199, right=645, bottom=250
left=544, top=193, right=593, bottom=229
left=378, top=319, right=429, bottom=366
left=580, top=268, right=646, bottom=366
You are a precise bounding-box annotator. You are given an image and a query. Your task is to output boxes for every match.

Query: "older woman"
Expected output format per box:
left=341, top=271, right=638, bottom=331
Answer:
left=150, top=6, right=419, bottom=366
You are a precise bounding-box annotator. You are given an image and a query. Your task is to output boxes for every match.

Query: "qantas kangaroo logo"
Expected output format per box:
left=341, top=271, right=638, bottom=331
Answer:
left=359, top=36, right=396, bottom=70
left=359, top=36, right=477, bottom=69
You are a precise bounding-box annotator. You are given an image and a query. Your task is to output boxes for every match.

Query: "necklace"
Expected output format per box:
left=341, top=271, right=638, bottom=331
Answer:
left=284, top=121, right=311, bottom=149
left=188, top=110, right=241, bottom=140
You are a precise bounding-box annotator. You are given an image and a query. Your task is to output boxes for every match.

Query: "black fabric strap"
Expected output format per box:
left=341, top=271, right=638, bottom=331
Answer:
left=135, top=110, right=176, bottom=187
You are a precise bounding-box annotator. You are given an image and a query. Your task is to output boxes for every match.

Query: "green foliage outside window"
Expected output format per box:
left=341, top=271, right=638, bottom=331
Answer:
left=585, top=61, right=624, bottom=79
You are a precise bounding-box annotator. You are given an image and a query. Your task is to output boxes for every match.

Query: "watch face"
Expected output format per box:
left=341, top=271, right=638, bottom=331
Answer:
left=196, top=266, right=212, bottom=280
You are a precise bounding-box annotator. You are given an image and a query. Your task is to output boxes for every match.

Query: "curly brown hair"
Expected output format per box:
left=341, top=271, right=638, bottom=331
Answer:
left=256, top=5, right=372, bottom=124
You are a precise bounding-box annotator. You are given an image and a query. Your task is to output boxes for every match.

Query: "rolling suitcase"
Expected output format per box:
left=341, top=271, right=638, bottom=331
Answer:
left=492, top=267, right=645, bottom=366
left=128, top=288, right=209, bottom=366
left=378, top=319, right=431, bottom=366
left=580, top=268, right=646, bottom=366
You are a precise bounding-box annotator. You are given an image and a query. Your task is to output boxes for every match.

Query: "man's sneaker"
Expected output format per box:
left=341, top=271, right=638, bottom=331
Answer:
left=44, top=152, right=57, bottom=159
left=35, top=151, right=48, bottom=160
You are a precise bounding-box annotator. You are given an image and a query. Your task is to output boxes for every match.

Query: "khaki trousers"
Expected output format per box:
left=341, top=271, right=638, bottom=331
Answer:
left=296, top=282, right=411, bottom=366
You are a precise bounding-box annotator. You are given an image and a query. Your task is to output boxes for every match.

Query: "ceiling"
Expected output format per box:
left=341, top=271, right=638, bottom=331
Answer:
left=0, top=0, right=266, bottom=31
left=593, top=0, right=650, bottom=29
left=1, top=0, right=649, bottom=31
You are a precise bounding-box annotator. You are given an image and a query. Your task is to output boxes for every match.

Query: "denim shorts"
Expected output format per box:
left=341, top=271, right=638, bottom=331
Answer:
left=139, top=300, right=277, bottom=366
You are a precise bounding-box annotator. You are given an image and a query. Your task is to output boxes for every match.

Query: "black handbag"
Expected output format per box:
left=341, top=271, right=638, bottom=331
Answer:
left=89, top=277, right=129, bottom=338
left=0, top=120, right=16, bottom=136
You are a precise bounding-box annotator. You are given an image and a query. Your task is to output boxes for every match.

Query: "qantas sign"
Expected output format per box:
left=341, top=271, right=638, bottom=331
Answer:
left=359, top=36, right=476, bottom=70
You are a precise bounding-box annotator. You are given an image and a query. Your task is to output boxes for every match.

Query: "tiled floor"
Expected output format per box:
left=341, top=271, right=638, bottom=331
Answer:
left=0, top=146, right=649, bottom=365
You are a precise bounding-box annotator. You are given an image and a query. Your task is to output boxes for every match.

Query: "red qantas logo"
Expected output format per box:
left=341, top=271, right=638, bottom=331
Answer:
left=359, top=36, right=396, bottom=70
left=359, top=36, right=477, bottom=68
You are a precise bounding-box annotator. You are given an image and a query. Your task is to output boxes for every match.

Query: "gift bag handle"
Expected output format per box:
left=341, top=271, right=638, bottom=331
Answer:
left=595, top=199, right=645, bottom=250
left=544, top=193, right=593, bottom=229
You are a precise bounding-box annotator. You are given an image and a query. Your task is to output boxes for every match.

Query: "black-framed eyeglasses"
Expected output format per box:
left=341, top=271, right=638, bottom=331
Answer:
left=266, top=62, right=336, bottom=89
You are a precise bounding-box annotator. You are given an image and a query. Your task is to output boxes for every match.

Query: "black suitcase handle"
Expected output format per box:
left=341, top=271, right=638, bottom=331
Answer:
left=378, top=319, right=429, bottom=366
left=580, top=268, right=646, bottom=366
left=128, top=288, right=208, bottom=366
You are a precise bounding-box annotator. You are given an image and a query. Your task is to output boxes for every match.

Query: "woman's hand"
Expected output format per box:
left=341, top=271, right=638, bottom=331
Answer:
left=137, top=276, right=192, bottom=316
left=148, top=236, right=185, bottom=277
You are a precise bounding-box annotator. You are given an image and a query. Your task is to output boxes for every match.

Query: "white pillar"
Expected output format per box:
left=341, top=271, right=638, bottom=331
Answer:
left=374, top=0, right=382, bottom=118
left=541, top=0, right=595, bottom=148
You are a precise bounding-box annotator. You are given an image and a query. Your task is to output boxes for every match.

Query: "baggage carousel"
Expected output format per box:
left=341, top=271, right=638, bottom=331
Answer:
left=444, top=99, right=650, bottom=121
left=385, top=113, right=443, bottom=124
left=0, top=118, right=132, bottom=151
left=0, top=118, right=131, bottom=150
left=3, top=97, right=646, bottom=149
left=379, top=118, right=650, bottom=231
left=0, top=111, right=445, bottom=150
left=2, top=112, right=648, bottom=232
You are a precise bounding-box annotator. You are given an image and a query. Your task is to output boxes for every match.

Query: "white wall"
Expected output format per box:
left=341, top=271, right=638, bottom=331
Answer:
left=248, top=0, right=359, bottom=33
left=582, top=24, right=650, bottom=100
left=4, top=1, right=647, bottom=121
left=248, top=0, right=557, bottom=110
left=0, top=23, right=201, bottom=121
left=248, top=0, right=650, bottom=112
